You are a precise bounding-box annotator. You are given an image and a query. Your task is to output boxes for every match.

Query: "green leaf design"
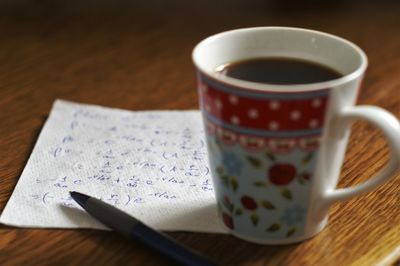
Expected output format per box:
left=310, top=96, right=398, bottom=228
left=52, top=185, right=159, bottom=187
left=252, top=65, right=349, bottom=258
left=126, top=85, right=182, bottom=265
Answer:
left=253, top=181, right=267, bottom=187
left=217, top=202, right=222, bottom=213
left=280, top=188, right=293, bottom=200
left=230, top=177, right=239, bottom=191
left=222, top=198, right=234, bottom=212
left=250, top=213, right=259, bottom=226
left=216, top=166, right=224, bottom=175
left=297, top=175, right=305, bottom=185
left=286, top=227, right=296, bottom=237
left=222, top=199, right=229, bottom=210
left=301, top=152, right=313, bottom=165
left=246, top=156, right=262, bottom=168
left=266, top=223, right=280, bottom=232
left=220, top=175, right=229, bottom=187
left=234, top=208, right=243, bottom=216
left=265, top=151, right=276, bottom=161
left=261, top=200, right=276, bottom=210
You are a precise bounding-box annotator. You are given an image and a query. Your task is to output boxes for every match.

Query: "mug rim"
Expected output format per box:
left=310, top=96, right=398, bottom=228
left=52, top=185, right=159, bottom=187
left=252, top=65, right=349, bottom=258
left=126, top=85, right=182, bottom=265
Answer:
left=192, top=26, right=368, bottom=92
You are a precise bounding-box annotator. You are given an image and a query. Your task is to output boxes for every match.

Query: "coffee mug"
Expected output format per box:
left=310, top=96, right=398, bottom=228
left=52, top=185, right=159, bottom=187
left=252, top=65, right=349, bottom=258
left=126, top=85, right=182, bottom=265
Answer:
left=192, top=27, right=400, bottom=244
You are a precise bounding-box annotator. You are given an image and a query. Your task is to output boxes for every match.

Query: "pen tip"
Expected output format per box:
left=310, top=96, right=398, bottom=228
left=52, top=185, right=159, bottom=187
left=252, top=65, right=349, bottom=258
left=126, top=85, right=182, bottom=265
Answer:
left=70, top=191, right=89, bottom=207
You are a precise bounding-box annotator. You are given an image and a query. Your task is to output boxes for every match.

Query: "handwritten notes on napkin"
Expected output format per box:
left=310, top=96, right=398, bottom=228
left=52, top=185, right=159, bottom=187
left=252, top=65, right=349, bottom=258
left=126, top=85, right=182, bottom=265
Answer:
left=0, top=100, right=225, bottom=233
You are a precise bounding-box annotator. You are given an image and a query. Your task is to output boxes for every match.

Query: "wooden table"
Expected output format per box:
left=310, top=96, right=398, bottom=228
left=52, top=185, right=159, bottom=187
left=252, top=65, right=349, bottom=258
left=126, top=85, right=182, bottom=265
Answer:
left=1, top=1, right=399, bottom=265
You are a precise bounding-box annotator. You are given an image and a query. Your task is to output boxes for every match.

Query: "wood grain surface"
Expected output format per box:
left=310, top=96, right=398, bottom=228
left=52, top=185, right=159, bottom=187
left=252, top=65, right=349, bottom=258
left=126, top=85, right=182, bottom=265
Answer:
left=0, top=1, right=399, bottom=265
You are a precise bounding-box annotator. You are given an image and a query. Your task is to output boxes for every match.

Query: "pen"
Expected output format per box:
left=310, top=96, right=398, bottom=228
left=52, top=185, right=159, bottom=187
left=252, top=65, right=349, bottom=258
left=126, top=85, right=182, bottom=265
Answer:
left=70, top=191, right=216, bottom=266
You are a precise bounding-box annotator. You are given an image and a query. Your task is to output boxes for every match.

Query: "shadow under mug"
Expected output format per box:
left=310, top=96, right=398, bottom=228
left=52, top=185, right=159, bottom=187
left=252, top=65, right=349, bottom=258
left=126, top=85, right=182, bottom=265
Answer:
left=192, top=27, right=400, bottom=244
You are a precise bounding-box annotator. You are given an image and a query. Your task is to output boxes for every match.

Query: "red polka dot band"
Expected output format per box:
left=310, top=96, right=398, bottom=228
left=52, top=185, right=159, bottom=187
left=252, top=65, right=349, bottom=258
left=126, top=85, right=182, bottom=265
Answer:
left=198, top=73, right=330, bottom=137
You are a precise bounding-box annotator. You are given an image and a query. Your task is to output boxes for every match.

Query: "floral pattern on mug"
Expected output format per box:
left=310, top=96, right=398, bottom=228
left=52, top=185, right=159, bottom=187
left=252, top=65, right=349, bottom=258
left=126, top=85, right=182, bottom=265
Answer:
left=210, top=127, right=320, bottom=240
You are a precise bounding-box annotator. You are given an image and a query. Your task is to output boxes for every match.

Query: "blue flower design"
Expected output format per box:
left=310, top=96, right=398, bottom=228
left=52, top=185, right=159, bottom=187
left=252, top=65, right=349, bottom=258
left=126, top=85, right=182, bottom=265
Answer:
left=280, top=204, right=306, bottom=226
left=222, top=152, right=243, bottom=176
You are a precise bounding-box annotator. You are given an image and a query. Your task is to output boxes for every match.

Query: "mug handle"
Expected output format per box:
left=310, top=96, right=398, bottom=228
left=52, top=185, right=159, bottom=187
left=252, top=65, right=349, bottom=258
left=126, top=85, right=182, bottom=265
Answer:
left=315, top=105, right=400, bottom=219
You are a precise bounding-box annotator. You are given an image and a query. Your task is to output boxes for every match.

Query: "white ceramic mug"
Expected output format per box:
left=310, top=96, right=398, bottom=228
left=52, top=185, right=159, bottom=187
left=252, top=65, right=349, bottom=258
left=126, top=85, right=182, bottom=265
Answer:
left=192, top=27, right=400, bottom=244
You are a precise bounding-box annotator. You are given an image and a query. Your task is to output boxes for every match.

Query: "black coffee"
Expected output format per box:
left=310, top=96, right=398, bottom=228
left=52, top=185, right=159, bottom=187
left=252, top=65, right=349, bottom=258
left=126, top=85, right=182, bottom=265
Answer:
left=216, top=57, right=342, bottom=85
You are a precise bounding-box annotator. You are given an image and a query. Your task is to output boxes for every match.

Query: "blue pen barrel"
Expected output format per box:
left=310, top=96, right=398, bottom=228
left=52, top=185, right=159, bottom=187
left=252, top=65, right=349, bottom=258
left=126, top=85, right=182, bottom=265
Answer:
left=70, top=191, right=215, bottom=266
left=132, top=223, right=215, bottom=266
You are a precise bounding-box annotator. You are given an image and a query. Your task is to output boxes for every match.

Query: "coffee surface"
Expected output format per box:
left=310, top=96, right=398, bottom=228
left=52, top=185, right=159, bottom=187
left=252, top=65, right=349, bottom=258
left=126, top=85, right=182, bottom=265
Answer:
left=216, top=57, right=342, bottom=85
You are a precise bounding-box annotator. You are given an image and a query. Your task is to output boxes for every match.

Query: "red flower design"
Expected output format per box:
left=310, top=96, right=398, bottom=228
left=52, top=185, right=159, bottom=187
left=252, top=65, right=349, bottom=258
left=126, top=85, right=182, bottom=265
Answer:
left=222, top=195, right=234, bottom=211
left=268, top=163, right=296, bottom=185
left=240, top=195, right=258, bottom=210
left=302, top=172, right=311, bottom=180
left=223, top=195, right=231, bottom=206
left=222, top=212, right=234, bottom=229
